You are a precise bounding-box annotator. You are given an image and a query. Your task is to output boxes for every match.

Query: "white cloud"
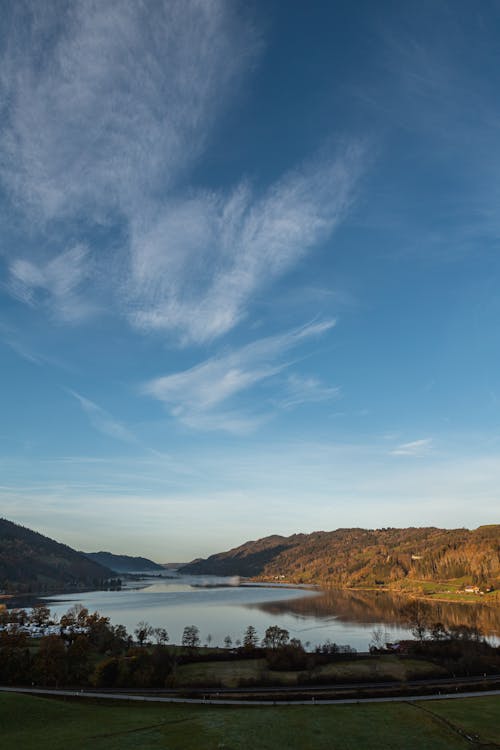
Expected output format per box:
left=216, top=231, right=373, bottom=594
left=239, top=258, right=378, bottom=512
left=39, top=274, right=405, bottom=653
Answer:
left=0, top=2, right=367, bottom=343
left=0, top=0, right=258, bottom=223
left=390, top=438, right=433, bottom=457
left=142, top=319, right=336, bottom=432
left=7, top=245, right=93, bottom=322
left=128, top=146, right=365, bottom=343
left=277, top=374, right=340, bottom=410
left=68, top=390, right=134, bottom=443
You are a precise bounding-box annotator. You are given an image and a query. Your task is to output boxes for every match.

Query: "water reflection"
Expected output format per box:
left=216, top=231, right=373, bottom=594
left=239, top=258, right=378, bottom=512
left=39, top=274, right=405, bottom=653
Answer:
left=251, top=588, right=500, bottom=637
left=36, top=577, right=499, bottom=651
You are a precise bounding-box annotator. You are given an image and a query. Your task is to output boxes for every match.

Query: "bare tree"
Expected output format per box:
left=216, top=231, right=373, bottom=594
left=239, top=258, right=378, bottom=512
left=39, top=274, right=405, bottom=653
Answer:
left=400, top=601, right=429, bottom=641
left=182, top=625, right=200, bottom=650
left=153, top=627, right=169, bottom=646
left=369, top=626, right=388, bottom=652
left=262, top=625, right=289, bottom=650
left=134, top=621, right=153, bottom=647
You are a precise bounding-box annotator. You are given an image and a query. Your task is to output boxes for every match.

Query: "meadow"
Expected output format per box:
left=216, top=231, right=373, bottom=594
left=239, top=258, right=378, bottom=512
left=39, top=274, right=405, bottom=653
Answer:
left=1, top=693, right=499, bottom=750
left=172, top=654, right=446, bottom=688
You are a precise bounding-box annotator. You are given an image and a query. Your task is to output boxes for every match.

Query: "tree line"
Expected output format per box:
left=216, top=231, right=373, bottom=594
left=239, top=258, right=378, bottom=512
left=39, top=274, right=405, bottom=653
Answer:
left=0, top=601, right=498, bottom=689
left=0, top=604, right=325, bottom=687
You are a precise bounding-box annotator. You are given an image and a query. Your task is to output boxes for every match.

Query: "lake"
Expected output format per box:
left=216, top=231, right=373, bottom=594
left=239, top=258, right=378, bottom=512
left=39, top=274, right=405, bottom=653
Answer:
left=41, top=573, right=500, bottom=651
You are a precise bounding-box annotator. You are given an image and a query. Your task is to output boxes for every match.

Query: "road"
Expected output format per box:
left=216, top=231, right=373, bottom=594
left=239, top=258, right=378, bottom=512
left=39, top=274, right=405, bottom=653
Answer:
left=1, top=685, right=500, bottom=706
left=85, top=673, right=500, bottom=695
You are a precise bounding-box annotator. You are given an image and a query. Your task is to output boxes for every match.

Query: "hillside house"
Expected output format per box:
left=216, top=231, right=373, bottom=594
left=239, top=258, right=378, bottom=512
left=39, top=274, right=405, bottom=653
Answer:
left=464, top=585, right=480, bottom=594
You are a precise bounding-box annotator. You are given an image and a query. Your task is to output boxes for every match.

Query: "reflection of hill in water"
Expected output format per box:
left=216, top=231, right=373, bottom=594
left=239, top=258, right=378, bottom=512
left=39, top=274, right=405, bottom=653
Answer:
left=250, top=589, right=500, bottom=635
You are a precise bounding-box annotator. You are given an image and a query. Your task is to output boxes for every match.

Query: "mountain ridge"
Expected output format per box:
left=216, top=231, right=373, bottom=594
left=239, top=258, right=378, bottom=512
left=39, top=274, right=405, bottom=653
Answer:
left=0, top=518, right=114, bottom=594
left=180, top=525, right=500, bottom=589
left=83, top=550, right=164, bottom=573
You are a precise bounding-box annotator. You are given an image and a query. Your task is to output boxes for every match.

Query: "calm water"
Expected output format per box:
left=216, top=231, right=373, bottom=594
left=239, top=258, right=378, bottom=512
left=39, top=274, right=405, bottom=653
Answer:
left=42, top=574, right=500, bottom=651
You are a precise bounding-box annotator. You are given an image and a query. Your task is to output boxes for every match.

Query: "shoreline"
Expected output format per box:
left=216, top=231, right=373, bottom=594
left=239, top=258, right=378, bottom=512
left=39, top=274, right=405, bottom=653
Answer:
left=3, top=577, right=499, bottom=612
left=253, top=579, right=500, bottom=608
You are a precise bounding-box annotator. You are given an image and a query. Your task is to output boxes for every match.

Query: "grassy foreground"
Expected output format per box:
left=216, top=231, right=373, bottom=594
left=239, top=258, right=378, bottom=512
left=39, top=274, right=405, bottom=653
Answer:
left=1, top=693, right=499, bottom=750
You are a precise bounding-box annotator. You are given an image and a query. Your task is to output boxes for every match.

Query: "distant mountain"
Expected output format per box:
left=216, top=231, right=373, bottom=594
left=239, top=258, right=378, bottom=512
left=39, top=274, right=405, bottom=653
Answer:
left=84, top=551, right=164, bottom=573
left=0, top=518, right=114, bottom=594
left=180, top=535, right=303, bottom=577
left=180, top=526, right=500, bottom=588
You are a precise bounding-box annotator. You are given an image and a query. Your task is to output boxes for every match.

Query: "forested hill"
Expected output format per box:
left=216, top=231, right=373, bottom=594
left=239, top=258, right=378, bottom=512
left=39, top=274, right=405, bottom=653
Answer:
left=0, top=518, right=114, bottom=594
left=84, top=551, right=164, bottom=573
left=180, top=534, right=306, bottom=577
left=180, top=526, right=500, bottom=588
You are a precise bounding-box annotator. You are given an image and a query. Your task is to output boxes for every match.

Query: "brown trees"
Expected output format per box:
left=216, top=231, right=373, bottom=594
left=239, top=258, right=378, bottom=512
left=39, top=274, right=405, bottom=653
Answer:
left=34, top=635, right=67, bottom=686
left=261, top=625, right=290, bottom=650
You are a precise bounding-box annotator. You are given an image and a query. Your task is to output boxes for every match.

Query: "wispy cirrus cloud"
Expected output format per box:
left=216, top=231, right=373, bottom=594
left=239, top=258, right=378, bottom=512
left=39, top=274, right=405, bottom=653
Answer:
left=277, top=374, right=340, bottom=410
left=0, top=0, right=259, bottom=223
left=0, top=1, right=367, bottom=344
left=0, top=0, right=262, bottom=334
left=142, top=320, right=336, bottom=433
left=129, top=145, right=365, bottom=343
left=390, top=438, right=433, bottom=457
left=68, top=390, right=135, bottom=444
left=7, top=245, right=94, bottom=322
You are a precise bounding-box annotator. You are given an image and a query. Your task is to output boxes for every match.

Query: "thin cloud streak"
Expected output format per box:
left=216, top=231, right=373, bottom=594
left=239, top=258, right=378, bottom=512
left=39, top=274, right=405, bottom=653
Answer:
left=277, top=374, right=340, bottom=410
left=0, top=322, right=76, bottom=371
left=68, top=390, right=135, bottom=444
left=390, top=438, right=433, bottom=457
left=142, top=320, right=336, bottom=433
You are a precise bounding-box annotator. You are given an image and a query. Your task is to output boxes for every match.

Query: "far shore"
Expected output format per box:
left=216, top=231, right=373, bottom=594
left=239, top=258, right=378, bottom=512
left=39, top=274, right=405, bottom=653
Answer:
left=2, top=577, right=499, bottom=610
left=253, top=579, right=500, bottom=608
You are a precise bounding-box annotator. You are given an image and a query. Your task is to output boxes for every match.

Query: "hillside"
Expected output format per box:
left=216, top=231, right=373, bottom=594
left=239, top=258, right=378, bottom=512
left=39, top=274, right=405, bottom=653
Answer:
left=180, top=534, right=305, bottom=577
left=84, top=550, right=164, bottom=573
left=0, top=518, right=114, bottom=594
left=180, top=525, right=500, bottom=589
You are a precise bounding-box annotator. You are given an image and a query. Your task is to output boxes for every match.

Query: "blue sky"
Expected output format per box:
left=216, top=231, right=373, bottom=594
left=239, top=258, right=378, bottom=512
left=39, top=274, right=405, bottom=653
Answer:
left=1, top=0, right=499, bottom=561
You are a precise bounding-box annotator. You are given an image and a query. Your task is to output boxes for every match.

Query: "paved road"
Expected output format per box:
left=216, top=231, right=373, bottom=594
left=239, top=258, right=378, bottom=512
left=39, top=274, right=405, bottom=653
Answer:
left=1, top=685, right=500, bottom=706
left=81, top=673, right=500, bottom=695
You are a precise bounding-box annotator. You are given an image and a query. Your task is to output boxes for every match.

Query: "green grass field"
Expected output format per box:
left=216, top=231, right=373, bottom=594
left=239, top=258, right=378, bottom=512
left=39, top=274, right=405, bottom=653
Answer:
left=1, top=693, right=499, bottom=750
left=173, top=654, right=445, bottom=688
left=312, top=655, right=445, bottom=682
left=391, top=578, right=500, bottom=605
